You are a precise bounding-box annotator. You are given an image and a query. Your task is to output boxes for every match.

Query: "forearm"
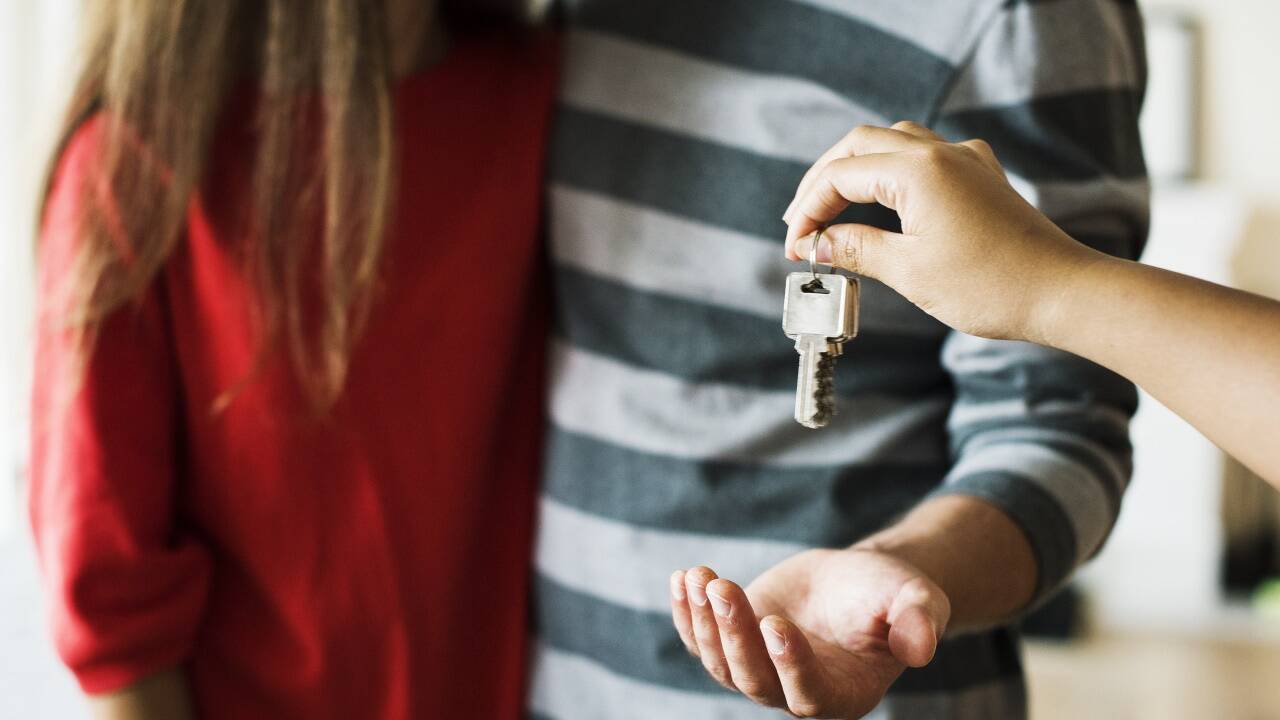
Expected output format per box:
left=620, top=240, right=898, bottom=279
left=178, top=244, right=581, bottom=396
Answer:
left=854, top=494, right=1037, bottom=633
left=90, top=668, right=195, bottom=720
left=1041, top=253, right=1280, bottom=485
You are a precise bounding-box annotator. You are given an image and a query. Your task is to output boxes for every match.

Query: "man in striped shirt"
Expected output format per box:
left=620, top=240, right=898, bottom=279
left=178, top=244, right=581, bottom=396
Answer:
left=531, top=1, right=1147, bottom=718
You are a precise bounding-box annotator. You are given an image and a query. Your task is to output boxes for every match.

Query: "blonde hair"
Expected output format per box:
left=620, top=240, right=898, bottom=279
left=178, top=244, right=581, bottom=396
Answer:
left=44, top=0, right=400, bottom=409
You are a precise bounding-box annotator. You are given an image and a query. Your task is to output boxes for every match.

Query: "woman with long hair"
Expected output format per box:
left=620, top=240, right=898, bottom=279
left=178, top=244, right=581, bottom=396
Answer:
left=30, top=1, right=556, bottom=717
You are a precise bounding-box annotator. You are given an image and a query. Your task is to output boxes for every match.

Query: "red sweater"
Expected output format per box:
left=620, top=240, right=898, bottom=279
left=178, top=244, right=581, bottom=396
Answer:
left=30, top=32, right=557, bottom=719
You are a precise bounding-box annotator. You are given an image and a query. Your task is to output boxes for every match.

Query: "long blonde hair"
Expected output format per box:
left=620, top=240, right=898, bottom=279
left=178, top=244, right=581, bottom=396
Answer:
left=43, top=0, right=436, bottom=408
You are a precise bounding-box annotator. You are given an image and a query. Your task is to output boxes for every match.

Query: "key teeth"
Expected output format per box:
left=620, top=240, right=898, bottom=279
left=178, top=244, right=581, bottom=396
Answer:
left=808, top=350, right=838, bottom=427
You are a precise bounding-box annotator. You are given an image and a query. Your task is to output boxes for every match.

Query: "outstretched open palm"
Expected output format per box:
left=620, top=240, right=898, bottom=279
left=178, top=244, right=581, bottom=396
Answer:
left=670, top=548, right=950, bottom=719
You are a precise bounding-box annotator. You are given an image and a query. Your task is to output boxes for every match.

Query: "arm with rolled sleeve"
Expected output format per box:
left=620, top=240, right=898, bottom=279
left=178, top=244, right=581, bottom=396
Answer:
left=29, top=117, right=208, bottom=711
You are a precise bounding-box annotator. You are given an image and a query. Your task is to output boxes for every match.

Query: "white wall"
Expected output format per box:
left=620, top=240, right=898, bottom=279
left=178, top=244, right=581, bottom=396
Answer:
left=1145, top=0, right=1280, bottom=197
left=0, top=4, right=89, bottom=717
left=0, top=0, right=78, bottom=540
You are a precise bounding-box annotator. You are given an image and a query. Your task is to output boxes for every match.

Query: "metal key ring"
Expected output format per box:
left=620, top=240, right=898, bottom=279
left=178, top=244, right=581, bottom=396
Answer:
left=809, top=228, right=828, bottom=280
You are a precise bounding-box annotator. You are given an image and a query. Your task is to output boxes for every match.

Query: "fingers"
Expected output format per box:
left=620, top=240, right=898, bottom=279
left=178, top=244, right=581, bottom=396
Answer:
left=791, top=222, right=902, bottom=284
left=784, top=152, right=916, bottom=258
left=760, top=615, right=838, bottom=718
left=684, top=566, right=734, bottom=688
left=670, top=570, right=698, bottom=656
left=705, top=579, right=786, bottom=706
left=784, top=123, right=936, bottom=224
left=886, top=577, right=950, bottom=668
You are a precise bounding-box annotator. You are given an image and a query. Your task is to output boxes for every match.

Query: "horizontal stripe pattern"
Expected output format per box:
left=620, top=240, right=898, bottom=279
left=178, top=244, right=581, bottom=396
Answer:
left=793, top=0, right=1004, bottom=64
left=531, top=641, right=1027, bottom=720
left=946, top=441, right=1115, bottom=560
left=551, top=106, right=902, bottom=242
left=540, top=0, right=1146, bottom=716
left=535, top=497, right=805, bottom=614
left=963, top=426, right=1131, bottom=493
left=936, top=88, right=1146, bottom=181
left=547, top=341, right=952, bottom=467
left=542, top=427, right=948, bottom=544
left=941, top=335, right=1138, bottom=416
left=940, top=0, right=1146, bottom=114
left=562, top=0, right=953, bottom=120
left=1007, top=176, right=1150, bottom=258
left=561, top=30, right=883, bottom=163
left=530, top=641, right=847, bottom=720
left=552, top=266, right=949, bottom=395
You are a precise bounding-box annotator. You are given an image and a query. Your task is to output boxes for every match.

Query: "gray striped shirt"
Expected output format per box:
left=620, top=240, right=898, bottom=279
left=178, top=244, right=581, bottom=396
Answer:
left=531, top=1, right=1148, bottom=717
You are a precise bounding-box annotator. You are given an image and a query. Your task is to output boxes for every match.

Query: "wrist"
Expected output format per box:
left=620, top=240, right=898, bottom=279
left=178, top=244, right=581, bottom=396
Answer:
left=1024, top=239, right=1114, bottom=350
left=851, top=495, right=1037, bottom=631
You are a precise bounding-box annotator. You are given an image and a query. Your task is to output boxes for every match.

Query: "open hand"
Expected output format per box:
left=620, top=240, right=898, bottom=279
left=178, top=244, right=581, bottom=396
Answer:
left=670, top=548, right=950, bottom=719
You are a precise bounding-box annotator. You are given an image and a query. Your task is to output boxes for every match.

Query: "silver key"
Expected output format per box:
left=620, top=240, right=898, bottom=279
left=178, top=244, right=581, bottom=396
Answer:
left=782, top=271, right=859, bottom=428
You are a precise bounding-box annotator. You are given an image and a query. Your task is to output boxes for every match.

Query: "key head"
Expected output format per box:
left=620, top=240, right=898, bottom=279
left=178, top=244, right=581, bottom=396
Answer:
left=782, top=272, right=859, bottom=341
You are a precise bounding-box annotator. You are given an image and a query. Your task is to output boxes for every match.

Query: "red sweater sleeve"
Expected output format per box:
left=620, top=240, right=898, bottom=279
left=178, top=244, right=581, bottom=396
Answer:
left=28, top=116, right=211, bottom=695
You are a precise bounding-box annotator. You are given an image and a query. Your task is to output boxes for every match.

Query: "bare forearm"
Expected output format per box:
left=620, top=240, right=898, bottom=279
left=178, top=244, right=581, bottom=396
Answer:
left=90, top=668, right=195, bottom=720
left=1042, top=254, right=1280, bottom=485
left=854, top=495, right=1037, bottom=633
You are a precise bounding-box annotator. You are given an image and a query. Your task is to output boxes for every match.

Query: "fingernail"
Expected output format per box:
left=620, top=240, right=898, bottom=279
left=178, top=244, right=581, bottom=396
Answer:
left=706, top=588, right=731, bottom=617
left=795, top=232, right=833, bottom=263
left=670, top=573, right=686, bottom=601
left=782, top=200, right=796, bottom=223
left=687, top=581, right=708, bottom=607
left=763, top=625, right=786, bottom=655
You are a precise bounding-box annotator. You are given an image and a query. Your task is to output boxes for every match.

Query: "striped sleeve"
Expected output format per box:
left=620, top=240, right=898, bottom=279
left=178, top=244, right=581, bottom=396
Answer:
left=929, top=0, right=1149, bottom=602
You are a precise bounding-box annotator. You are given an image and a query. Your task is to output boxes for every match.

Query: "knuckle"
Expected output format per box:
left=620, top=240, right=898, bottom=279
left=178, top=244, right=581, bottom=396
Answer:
left=709, top=669, right=735, bottom=689
left=832, top=228, right=863, bottom=272
left=919, top=144, right=950, bottom=166
left=964, top=137, right=993, bottom=155
left=734, top=675, right=767, bottom=697
left=847, top=124, right=877, bottom=143
left=816, top=158, right=842, bottom=184
left=913, top=145, right=955, bottom=178
left=891, top=119, right=924, bottom=132
left=735, top=677, right=783, bottom=706
left=701, top=653, right=728, bottom=679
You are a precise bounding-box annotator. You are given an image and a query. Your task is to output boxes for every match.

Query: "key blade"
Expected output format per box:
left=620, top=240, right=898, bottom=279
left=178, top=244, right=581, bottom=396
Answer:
left=794, top=335, right=837, bottom=429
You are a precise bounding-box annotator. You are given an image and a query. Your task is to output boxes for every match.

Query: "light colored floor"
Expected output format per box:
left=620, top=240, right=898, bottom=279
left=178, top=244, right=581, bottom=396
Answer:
left=1025, top=634, right=1280, bottom=720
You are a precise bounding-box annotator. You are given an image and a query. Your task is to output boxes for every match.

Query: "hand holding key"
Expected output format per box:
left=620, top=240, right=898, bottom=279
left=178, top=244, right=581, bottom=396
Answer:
left=781, top=120, right=1097, bottom=346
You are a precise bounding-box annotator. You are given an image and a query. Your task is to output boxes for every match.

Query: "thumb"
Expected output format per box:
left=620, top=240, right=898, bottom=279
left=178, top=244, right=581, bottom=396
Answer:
left=886, top=577, right=950, bottom=668
left=792, top=223, right=901, bottom=281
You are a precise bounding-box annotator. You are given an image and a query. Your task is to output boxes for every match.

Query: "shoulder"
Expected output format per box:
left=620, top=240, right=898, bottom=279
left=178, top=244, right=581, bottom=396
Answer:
left=45, top=112, right=110, bottom=217
left=41, top=113, right=112, bottom=267
left=43, top=110, right=172, bottom=239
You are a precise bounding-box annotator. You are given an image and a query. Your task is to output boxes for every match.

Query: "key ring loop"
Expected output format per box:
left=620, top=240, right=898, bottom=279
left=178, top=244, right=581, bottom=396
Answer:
left=809, top=228, right=828, bottom=280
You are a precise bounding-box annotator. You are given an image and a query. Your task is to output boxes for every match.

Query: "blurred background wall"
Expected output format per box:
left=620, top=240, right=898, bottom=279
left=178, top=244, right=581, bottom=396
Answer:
left=0, top=1, right=1278, bottom=718
left=0, top=3, right=86, bottom=716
